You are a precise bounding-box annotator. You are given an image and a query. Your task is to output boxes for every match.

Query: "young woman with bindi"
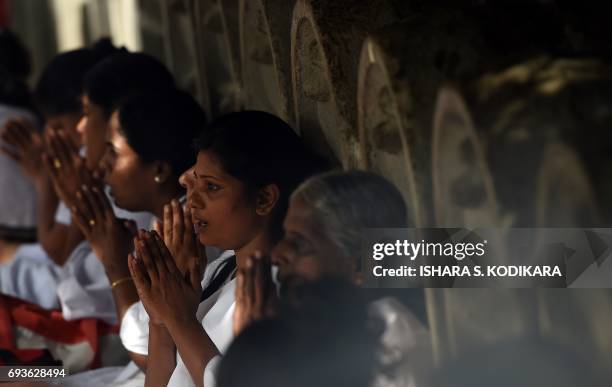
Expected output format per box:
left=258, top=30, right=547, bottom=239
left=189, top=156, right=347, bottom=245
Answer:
left=128, top=111, right=320, bottom=387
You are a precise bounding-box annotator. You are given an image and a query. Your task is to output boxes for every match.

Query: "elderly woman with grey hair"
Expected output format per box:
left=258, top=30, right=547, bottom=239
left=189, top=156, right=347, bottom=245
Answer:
left=232, top=170, right=430, bottom=387
left=271, top=169, right=409, bottom=288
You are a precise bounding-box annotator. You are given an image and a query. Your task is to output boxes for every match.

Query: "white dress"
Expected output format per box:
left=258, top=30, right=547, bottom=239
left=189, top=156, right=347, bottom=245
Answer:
left=54, top=250, right=235, bottom=387
left=0, top=192, right=152, bottom=322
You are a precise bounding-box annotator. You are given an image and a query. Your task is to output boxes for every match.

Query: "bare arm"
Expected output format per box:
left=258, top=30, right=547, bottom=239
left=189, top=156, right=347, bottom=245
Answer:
left=144, top=323, right=177, bottom=387
left=167, top=318, right=219, bottom=387
left=33, top=175, right=70, bottom=264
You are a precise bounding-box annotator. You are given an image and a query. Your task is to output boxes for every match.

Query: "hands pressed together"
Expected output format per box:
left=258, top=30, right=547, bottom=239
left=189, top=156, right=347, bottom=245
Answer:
left=129, top=229, right=202, bottom=329
left=1, top=118, right=99, bottom=198
left=0, top=118, right=45, bottom=181
left=3, top=117, right=278, bottom=349
left=233, top=253, right=278, bottom=335
left=129, top=201, right=205, bottom=329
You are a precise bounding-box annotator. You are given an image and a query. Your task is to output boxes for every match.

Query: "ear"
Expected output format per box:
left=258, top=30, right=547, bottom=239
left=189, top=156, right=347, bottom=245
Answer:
left=152, top=161, right=173, bottom=185
left=255, top=183, right=280, bottom=216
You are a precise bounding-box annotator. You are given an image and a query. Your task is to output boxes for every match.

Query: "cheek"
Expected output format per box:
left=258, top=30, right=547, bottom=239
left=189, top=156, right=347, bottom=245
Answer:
left=200, top=193, right=258, bottom=248
left=85, top=123, right=107, bottom=164
left=292, top=256, right=325, bottom=281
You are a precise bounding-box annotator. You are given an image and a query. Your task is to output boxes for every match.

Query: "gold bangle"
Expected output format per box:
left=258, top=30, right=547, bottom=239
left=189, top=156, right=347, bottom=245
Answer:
left=111, top=276, right=133, bottom=289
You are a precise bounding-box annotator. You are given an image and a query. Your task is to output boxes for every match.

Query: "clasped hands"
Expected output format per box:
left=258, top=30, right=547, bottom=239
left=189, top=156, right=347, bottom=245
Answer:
left=128, top=201, right=206, bottom=329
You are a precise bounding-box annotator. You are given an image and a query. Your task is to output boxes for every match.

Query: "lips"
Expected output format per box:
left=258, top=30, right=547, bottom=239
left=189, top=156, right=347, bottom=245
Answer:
left=192, top=214, right=208, bottom=233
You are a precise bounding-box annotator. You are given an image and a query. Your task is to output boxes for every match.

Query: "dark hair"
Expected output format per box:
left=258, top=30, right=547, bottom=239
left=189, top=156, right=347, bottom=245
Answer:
left=34, top=38, right=123, bottom=117
left=0, top=73, right=33, bottom=109
left=84, top=52, right=175, bottom=117
left=118, top=89, right=207, bottom=178
left=217, top=279, right=378, bottom=387
left=194, top=111, right=325, bottom=241
left=0, top=29, right=31, bottom=80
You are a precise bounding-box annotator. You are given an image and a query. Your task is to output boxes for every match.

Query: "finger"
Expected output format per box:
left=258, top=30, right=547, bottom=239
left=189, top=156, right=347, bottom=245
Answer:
left=151, top=231, right=181, bottom=278
left=171, top=199, right=184, bottom=246
left=59, top=130, right=79, bottom=154
left=144, top=231, right=171, bottom=282
left=252, top=253, right=266, bottom=317
left=91, top=186, right=113, bottom=222
left=2, top=125, right=24, bottom=151
left=183, top=206, right=196, bottom=246
left=76, top=187, right=95, bottom=224
left=47, top=131, right=66, bottom=164
left=74, top=154, right=91, bottom=184
left=42, top=152, right=58, bottom=180
left=128, top=253, right=151, bottom=293
left=188, top=256, right=201, bottom=290
left=153, top=219, right=162, bottom=235
left=136, top=234, right=159, bottom=285
left=243, top=255, right=255, bottom=311
left=235, top=269, right=245, bottom=305
left=163, top=203, right=172, bottom=244
left=0, top=144, right=21, bottom=162
left=125, top=219, right=138, bottom=237
left=5, top=123, right=29, bottom=150
left=82, top=186, right=104, bottom=223
left=54, top=130, right=76, bottom=164
left=71, top=205, right=93, bottom=239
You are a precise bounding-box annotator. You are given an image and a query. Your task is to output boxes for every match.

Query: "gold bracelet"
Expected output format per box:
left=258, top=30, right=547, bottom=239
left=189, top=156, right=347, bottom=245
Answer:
left=111, top=276, right=133, bottom=289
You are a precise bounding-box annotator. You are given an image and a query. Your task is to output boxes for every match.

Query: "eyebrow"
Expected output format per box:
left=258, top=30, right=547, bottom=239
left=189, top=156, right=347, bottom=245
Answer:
left=194, top=170, right=221, bottom=180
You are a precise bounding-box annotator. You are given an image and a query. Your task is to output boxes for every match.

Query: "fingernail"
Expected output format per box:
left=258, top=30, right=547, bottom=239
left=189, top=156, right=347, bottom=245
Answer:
left=76, top=191, right=82, bottom=199
left=81, top=184, right=87, bottom=190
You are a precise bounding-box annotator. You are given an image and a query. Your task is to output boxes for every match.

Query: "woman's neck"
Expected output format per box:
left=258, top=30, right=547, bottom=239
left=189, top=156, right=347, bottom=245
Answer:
left=235, top=231, right=274, bottom=269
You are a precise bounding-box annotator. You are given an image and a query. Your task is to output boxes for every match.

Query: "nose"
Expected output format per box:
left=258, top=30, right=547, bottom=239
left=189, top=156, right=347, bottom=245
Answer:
left=271, top=238, right=292, bottom=268
left=179, top=168, right=192, bottom=189
left=76, top=116, right=87, bottom=136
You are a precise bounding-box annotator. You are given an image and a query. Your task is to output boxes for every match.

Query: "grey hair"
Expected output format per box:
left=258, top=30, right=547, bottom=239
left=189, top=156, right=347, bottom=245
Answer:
left=291, top=170, right=408, bottom=260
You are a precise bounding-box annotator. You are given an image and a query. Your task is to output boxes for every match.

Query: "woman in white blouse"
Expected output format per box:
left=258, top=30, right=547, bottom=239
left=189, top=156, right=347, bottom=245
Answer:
left=129, top=111, right=321, bottom=387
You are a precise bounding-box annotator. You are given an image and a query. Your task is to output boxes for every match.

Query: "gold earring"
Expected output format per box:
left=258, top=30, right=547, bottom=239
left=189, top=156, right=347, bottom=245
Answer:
left=154, top=176, right=161, bottom=183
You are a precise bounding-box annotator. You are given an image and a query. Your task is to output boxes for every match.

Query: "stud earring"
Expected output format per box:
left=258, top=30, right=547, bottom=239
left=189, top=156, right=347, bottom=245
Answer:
left=154, top=176, right=161, bottom=183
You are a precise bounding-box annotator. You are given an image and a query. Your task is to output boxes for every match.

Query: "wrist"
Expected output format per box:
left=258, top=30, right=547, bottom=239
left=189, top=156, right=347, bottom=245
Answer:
left=105, top=264, right=131, bottom=282
left=166, top=312, right=201, bottom=338
left=34, top=175, right=50, bottom=191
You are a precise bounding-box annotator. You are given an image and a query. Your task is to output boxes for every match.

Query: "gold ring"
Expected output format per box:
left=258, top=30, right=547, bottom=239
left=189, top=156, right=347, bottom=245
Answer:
left=89, top=219, right=96, bottom=226
left=53, top=158, right=62, bottom=169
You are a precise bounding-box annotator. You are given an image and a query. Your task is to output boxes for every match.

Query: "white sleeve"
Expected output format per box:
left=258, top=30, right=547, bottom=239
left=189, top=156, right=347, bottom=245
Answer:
left=54, top=201, right=72, bottom=225
left=203, top=355, right=222, bottom=387
left=119, top=302, right=150, bottom=355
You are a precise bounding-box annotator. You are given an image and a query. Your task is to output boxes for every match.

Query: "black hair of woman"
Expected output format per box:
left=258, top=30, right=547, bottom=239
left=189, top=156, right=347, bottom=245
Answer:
left=117, top=89, right=207, bottom=181
left=0, top=28, right=31, bottom=80
left=194, top=110, right=327, bottom=243
left=34, top=37, right=124, bottom=117
left=83, top=51, right=175, bottom=117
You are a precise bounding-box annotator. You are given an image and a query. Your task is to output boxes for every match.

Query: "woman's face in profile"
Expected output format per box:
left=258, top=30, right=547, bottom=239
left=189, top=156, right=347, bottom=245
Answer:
left=271, top=195, right=349, bottom=287
left=181, top=151, right=263, bottom=251
left=76, top=95, right=108, bottom=170
left=101, top=111, right=153, bottom=211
